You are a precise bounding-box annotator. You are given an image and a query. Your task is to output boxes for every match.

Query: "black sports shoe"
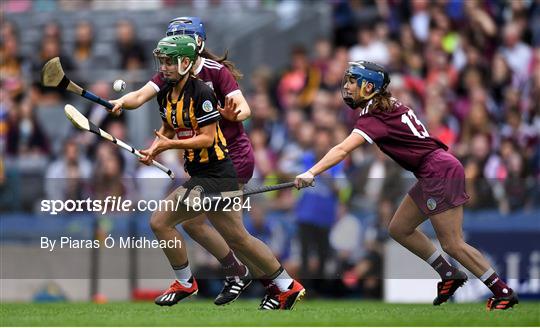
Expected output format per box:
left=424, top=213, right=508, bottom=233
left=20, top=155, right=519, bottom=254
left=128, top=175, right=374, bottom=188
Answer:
left=433, top=270, right=468, bottom=305
left=486, top=290, right=519, bottom=310
left=214, top=277, right=252, bottom=306
left=259, top=289, right=280, bottom=310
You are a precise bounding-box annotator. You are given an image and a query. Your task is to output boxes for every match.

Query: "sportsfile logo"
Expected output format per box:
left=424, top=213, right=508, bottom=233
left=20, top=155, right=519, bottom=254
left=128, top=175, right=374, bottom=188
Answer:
left=40, top=196, right=186, bottom=215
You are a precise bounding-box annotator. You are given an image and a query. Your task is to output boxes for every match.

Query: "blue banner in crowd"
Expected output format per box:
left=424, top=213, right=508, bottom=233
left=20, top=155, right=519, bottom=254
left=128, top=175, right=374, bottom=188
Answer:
left=461, top=231, right=540, bottom=300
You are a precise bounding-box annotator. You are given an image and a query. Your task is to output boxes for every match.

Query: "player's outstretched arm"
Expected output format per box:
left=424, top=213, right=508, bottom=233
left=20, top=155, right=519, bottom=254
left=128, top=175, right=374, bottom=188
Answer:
left=295, top=132, right=365, bottom=188
left=109, top=83, right=158, bottom=115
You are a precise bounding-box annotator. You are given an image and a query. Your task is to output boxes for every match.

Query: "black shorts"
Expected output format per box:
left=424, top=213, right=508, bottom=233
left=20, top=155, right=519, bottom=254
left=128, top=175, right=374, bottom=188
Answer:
left=183, top=158, right=239, bottom=195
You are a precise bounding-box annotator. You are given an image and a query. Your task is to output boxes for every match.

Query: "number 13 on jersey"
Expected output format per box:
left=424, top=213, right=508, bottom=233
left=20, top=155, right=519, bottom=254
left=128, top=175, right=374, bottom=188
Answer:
left=401, top=109, right=430, bottom=139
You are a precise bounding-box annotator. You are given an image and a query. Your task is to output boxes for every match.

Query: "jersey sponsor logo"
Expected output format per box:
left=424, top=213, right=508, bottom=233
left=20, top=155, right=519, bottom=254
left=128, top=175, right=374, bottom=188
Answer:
left=427, top=198, right=437, bottom=211
left=202, top=100, right=213, bottom=113
left=176, top=127, right=194, bottom=140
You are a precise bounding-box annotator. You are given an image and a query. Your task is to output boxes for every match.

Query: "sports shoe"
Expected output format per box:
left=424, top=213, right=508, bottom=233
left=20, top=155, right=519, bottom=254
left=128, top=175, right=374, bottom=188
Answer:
left=433, top=270, right=468, bottom=305
left=154, top=277, right=198, bottom=306
left=486, top=290, right=519, bottom=310
left=259, top=280, right=305, bottom=310
left=214, top=277, right=252, bottom=306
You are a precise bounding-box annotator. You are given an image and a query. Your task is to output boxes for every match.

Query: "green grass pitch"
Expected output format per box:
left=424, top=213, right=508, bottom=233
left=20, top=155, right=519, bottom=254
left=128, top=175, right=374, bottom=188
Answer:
left=1, top=300, right=538, bottom=326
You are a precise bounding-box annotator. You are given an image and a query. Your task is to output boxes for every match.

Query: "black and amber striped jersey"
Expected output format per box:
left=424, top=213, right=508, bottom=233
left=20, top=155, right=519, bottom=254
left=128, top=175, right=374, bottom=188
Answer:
left=156, top=77, right=228, bottom=173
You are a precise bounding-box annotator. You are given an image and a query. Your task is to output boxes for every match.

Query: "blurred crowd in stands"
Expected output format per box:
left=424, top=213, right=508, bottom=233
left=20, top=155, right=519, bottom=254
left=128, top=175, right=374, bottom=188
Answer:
left=1, top=0, right=539, bottom=297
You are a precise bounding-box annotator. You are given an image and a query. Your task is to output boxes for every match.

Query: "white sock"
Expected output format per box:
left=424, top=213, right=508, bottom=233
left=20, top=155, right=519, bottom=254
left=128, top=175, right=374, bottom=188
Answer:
left=173, top=263, right=192, bottom=288
left=426, top=250, right=441, bottom=265
left=272, top=269, right=293, bottom=292
left=480, top=267, right=495, bottom=282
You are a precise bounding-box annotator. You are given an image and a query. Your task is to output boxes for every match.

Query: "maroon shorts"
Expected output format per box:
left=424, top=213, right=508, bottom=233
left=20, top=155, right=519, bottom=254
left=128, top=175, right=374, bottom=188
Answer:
left=408, top=149, right=470, bottom=216
left=227, top=133, right=255, bottom=185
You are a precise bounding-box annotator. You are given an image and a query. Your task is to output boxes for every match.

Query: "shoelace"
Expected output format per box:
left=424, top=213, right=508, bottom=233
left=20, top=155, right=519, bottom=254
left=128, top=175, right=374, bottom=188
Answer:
left=224, top=276, right=244, bottom=286
left=220, top=277, right=244, bottom=294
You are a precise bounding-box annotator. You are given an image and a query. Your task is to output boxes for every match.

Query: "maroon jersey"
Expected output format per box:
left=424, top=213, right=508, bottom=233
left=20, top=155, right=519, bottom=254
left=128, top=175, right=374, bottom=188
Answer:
left=150, top=58, right=254, bottom=183
left=353, top=99, right=448, bottom=173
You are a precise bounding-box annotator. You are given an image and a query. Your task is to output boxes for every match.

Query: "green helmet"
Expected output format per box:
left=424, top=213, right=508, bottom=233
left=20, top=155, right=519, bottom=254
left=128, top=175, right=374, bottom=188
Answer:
left=154, top=35, right=198, bottom=76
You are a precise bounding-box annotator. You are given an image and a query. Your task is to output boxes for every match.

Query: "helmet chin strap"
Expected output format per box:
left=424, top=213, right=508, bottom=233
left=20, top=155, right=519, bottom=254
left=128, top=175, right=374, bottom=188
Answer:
left=345, top=80, right=378, bottom=109
left=198, top=40, right=205, bottom=54
left=177, top=57, right=193, bottom=76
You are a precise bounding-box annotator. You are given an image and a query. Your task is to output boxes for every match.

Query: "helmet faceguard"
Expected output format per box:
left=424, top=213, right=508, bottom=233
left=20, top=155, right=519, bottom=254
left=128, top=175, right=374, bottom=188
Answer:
left=153, top=35, right=198, bottom=84
left=166, top=17, right=206, bottom=54
left=341, top=61, right=390, bottom=109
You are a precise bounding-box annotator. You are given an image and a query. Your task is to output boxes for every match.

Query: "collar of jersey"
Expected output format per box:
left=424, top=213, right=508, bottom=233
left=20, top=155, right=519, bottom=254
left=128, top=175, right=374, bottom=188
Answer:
left=362, top=99, right=373, bottom=111
left=167, top=84, right=185, bottom=104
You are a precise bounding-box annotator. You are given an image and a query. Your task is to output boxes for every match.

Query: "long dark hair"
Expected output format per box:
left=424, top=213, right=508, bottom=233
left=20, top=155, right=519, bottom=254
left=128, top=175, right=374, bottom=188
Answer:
left=200, top=48, right=243, bottom=81
left=370, top=89, right=395, bottom=112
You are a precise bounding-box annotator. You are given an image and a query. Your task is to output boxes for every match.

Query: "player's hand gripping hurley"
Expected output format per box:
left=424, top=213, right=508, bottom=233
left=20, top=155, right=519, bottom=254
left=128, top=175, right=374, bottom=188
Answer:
left=64, top=104, right=174, bottom=179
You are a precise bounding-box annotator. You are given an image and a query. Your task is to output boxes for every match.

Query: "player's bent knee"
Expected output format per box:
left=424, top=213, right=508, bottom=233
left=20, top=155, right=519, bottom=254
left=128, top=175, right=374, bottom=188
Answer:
left=181, top=220, right=206, bottom=237
left=387, top=222, right=399, bottom=240
left=440, top=240, right=466, bottom=258
left=223, top=232, right=251, bottom=251
left=388, top=221, right=410, bottom=241
left=149, top=213, right=170, bottom=233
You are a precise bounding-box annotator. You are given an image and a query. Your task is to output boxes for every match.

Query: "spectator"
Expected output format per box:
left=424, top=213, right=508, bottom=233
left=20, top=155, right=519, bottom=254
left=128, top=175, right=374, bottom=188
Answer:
left=342, top=199, right=394, bottom=299
left=499, top=22, right=533, bottom=80
left=43, top=21, right=63, bottom=42
left=6, top=99, right=49, bottom=157
left=244, top=198, right=289, bottom=261
left=349, top=25, right=390, bottom=65
left=464, top=155, right=498, bottom=210
left=0, top=29, right=29, bottom=83
left=409, top=0, right=430, bottom=42
left=312, top=38, right=333, bottom=78
left=250, top=128, right=277, bottom=179
left=296, top=128, right=346, bottom=282
left=276, top=45, right=321, bottom=111
left=73, top=21, right=95, bottom=71
left=71, top=20, right=110, bottom=72
left=115, top=19, right=147, bottom=70
left=33, top=35, right=73, bottom=103
left=90, top=142, right=135, bottom=208
left=44, top=139, right=92, bottom=201
left=330, top=204, right=364, bottom=276
left=278, top=118, right=314, bottom=176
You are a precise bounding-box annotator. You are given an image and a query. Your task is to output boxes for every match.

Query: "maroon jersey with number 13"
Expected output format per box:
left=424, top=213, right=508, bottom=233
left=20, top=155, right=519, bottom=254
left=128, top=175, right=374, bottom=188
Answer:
left=353, top=98, right=469, bottom=215
left=353, top=99, right=448, bottom=173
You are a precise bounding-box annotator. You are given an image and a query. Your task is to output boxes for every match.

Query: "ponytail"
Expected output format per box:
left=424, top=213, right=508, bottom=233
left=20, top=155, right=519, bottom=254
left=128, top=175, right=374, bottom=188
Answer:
left=371, top=90, right=395, bottom=112
left=200, top=48, right=243, bottom=81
